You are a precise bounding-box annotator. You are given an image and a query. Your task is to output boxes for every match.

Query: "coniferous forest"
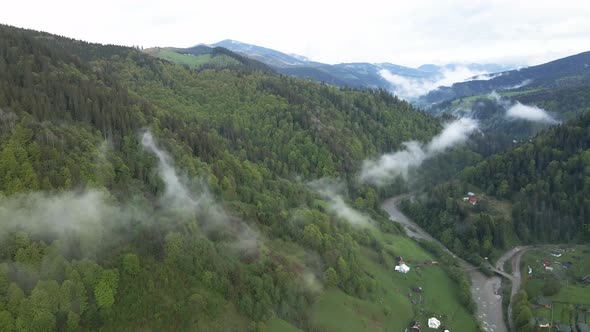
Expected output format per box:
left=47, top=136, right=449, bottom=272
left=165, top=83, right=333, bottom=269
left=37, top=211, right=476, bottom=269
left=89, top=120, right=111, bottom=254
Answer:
left=0, top=25, right=447, bottom=331
left=2, top=17, right=590, bottom=332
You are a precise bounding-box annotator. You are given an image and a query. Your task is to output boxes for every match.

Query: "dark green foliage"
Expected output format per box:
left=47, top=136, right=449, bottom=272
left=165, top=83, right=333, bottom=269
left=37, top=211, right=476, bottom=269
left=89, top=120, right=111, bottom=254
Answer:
left=0, top=24, right=446, bottom=331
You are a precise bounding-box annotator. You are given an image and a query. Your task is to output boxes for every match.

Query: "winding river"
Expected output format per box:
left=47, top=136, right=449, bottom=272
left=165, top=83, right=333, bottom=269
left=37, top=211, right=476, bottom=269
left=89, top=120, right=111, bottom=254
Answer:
left=382, top=196, right=509, bottom=332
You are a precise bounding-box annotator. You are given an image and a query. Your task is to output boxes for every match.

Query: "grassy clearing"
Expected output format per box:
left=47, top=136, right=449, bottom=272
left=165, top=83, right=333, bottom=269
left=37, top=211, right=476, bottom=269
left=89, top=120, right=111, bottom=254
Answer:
left=266, top=317, right=301, bottom=332
left=310, top=228, right=478, bottom=331
left=144, top=49, right=240, bottom=68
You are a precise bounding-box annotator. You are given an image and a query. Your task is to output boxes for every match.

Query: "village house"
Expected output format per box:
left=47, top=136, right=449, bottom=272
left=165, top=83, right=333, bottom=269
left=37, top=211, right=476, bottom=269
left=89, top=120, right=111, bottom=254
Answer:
left=543, top=260, right=554, bottom=271
left=462, top=192, right=478, bottom=205
left=535, top=296, right=552, bottom=309
left=531, top=317, right=551, bottom=328
left=395, top=257, right=410, bottom=274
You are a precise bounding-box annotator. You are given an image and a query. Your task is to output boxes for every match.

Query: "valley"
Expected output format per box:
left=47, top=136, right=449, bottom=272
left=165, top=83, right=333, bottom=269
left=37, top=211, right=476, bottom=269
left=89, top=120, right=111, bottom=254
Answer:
left=0, top=5, right=589, bottom=330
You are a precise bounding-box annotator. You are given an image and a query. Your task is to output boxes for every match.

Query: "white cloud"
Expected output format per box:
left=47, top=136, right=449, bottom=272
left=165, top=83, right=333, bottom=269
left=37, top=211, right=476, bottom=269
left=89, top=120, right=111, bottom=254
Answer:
left=490, top=92, right=559, bottom=124
left=506, top=102, right=559, bottom=123
left=0, top=1, right=589, bottom=67
left=360, top=118, right=478, bottom=185
left=308, top=178, right=372, bottom=227
left=379, top=66, right=489, bottom=99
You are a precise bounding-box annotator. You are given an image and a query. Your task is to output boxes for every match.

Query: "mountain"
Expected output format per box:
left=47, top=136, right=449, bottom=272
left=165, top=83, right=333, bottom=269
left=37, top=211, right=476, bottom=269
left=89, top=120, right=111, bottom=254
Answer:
left=417, top=52, right=590, bottom=154
left=153, top=40, right=514, bottom=97
left=0, top=24, right=479, bottom=331
left=143, top=44, right=273, bottom=72
left=420, top=51, right=590, bottom=105
left=403, top=110, right=590, bottom=263
left=211, top=39, right=318, bottom=67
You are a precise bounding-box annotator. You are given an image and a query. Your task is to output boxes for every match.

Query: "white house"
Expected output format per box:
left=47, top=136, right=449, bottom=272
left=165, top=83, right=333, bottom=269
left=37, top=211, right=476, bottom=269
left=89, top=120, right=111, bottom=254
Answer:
left=395, top=264, right=410, bottom=273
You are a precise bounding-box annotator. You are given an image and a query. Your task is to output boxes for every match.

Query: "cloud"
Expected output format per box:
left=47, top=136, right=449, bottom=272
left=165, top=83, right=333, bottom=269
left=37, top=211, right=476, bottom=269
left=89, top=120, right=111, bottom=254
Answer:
left=506, top=102, right=559, bottom=123
left=0, top=131, right=262, bottom=259
left=308, top=178, right=372, bottom=227
left=141, top=131, right=196, bottom=211
left=360, top=118, right=478, bottom=185
left=379, top=66, right=489, bottom=100
left=489, top=91, right=559, bottom=123
left=141, top=131, right=262, bottom=252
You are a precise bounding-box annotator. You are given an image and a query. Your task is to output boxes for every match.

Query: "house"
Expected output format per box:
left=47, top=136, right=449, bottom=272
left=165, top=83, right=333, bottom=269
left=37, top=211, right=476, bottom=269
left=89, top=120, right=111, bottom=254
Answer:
left=536, top=296, right=552, bottom=308
left=531, top=317, right=551, bottom=328
left=395, top=263, right=410, bottom=273
left=428, top=317, right=441, bottom=329
left=543, top=260, right=554, bottom=271
left=463, top=192, right=478, bottom=205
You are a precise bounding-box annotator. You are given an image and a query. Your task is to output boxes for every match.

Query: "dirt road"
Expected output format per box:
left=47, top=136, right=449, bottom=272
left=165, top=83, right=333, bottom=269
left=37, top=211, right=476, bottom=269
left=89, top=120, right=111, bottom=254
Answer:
left=381, top=196, right=507, bottom=332
left=493, top=246, right=531, bottom=331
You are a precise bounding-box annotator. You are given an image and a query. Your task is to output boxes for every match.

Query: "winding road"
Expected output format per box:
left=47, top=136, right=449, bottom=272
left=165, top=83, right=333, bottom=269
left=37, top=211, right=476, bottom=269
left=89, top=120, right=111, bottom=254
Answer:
left=382, top=196, right=530, bottom=332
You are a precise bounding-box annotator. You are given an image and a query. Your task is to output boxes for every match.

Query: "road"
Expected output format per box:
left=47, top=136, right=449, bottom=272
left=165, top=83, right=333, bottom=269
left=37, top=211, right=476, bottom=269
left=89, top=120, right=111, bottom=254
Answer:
left=382, top=196, right=510, bottom=332
left=494, top=246, right=532, bottom=332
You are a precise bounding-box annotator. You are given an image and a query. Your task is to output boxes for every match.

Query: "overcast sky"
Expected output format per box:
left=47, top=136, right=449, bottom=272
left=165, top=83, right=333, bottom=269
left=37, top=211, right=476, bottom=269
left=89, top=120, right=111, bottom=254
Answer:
left=2, top=0, right=589, bottom=67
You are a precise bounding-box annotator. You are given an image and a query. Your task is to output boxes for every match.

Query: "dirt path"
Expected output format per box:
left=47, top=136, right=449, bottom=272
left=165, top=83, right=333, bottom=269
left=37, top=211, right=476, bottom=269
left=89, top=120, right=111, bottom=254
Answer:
left=493, top=246, right=532, bottom=331
left=381, top=196, right=507, bottom=332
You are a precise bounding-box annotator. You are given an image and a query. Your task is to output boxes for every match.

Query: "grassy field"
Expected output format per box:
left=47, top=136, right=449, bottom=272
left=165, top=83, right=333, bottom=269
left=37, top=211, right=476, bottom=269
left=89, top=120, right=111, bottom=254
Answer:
left=144, top=48, right=240, bottom=68
left=310, top=230, right=478, bottom=332
left=520, top=245, right=590, bottom=327
left=266, top=317, right=301, bottom=332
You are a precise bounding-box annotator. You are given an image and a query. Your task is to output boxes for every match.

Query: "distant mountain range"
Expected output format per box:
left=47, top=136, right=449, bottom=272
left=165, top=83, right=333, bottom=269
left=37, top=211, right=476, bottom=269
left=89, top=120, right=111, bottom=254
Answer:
left=145, top=39, right=515, bottom=99
left=419, top=51, right=590, bottom=106
left=419, top=50, right=590, bottom=153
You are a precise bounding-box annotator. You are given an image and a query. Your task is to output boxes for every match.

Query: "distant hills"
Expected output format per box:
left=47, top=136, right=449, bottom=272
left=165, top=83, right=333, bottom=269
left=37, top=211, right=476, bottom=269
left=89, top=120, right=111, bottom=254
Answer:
left=419, top=51, right=590, bottom=154
left=144, top=39, right=514, bottom=99
left=419, top=51, right=590, bottom=106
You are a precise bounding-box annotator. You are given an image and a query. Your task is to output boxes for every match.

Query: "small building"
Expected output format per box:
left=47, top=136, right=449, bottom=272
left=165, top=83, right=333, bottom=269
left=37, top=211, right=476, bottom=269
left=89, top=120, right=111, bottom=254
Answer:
left=528, top=265, right=533, bottom=275
left=536, top=296, right=552, bottom=308
left=543, top=260, right=553, bottom=271
left=531, top=317, right=551, bottom=328
left=467, top=192, right=475, bottom=197
left=468, top=197, right=478, bottom=205
left=551, top=251, right=562, bottom=257
left=581, top=275, right=590, bottom=284
left=412, top=286, right=423, bottom=293
left=395, top=263, right=410, bottom=274
left=428, top=317, right=441, bottom=329
left=410, top=320, right=421, bottom=332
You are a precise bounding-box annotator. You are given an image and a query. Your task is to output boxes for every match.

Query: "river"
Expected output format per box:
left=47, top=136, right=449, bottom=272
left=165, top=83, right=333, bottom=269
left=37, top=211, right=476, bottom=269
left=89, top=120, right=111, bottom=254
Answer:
left=382, top=196, right=507, bottom=332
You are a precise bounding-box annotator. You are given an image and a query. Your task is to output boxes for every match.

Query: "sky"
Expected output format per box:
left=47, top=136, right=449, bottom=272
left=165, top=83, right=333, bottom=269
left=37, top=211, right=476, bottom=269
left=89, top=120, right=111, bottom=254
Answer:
left=2, top=0, right=590, bottom=67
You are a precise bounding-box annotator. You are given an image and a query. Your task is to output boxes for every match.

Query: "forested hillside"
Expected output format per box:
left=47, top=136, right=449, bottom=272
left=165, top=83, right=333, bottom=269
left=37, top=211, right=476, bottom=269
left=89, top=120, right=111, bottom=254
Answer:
left=402, top=111, right=590, bottom=262
left=0, top=24, right=478, bottom=331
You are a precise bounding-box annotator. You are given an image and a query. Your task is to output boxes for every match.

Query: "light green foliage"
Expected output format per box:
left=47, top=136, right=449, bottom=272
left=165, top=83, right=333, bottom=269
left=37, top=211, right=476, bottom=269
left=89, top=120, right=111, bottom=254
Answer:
left=122, top=253, right=140, bottom=276
left=0, top=24, right=477, bottom=332
left=0, top=310, right=15, bottom=332
left=94, top=270, right=119, bottom=308
left=323, top=267, right=339, bottom=288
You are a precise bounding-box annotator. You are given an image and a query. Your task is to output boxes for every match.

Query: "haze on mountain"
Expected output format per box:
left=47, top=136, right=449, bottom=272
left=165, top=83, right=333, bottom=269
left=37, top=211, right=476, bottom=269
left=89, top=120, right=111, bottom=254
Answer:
left=1, top=1, right=590, bottom=332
